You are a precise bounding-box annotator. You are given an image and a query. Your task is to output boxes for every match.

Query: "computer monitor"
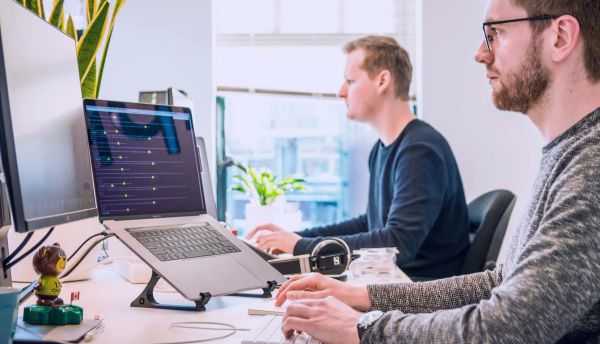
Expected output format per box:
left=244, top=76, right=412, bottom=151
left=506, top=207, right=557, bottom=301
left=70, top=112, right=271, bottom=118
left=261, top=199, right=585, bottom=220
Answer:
left=0, top=0, right=98, bottom=284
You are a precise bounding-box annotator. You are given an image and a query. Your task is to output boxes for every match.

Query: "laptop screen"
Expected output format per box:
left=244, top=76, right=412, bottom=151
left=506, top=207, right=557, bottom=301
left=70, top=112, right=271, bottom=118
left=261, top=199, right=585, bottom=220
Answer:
left=83, top=100, right=206, bottom=220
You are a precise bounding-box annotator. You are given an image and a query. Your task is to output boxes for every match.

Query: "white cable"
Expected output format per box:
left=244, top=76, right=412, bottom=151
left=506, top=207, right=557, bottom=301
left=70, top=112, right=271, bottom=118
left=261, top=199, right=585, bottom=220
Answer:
left=151, top=321, right=251, bottom=344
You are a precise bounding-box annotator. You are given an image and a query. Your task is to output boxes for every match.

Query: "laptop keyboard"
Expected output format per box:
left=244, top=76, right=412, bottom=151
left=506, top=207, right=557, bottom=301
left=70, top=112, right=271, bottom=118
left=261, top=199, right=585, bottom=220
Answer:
left=128, top=224, right=241, bottom=262
left=243, top=315, right=321, bottom=344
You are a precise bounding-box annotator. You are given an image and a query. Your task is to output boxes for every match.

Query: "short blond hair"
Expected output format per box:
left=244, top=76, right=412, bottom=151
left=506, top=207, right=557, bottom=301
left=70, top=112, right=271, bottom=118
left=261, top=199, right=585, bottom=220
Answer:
left=343, top=35, right=412, bottom=100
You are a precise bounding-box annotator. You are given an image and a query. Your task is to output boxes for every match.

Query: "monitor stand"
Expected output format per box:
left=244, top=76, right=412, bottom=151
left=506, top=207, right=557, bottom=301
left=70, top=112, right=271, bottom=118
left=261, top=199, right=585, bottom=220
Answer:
left=131, top=270, right=278, bottom=312
left=1, top=225, right=12, bottom=287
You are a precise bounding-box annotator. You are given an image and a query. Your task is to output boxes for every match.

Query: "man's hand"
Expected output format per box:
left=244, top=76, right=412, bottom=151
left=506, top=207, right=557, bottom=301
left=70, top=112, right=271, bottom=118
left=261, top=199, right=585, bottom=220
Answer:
left=245, top=223, right=301, bottom=254
left=282, top=296, right=362, bottom=344
left=276, top=273, right=372, bottom=311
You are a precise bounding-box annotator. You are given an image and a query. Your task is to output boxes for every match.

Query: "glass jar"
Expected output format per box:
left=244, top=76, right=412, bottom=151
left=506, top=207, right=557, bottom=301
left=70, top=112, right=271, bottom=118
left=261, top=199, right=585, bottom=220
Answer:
left=349, top=247, right=399, bottom=277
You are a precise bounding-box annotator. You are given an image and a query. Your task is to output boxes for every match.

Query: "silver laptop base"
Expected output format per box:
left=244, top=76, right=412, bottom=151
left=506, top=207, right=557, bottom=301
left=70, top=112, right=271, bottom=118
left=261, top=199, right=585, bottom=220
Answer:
left=131, top=270, right=278, bottom=312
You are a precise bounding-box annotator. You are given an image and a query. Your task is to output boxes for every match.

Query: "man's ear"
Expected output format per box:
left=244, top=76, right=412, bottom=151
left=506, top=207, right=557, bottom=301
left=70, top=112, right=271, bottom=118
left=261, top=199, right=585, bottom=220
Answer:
left=377, top=70, right=392, bottom=94
left=550, top=15, right=580, bottom=63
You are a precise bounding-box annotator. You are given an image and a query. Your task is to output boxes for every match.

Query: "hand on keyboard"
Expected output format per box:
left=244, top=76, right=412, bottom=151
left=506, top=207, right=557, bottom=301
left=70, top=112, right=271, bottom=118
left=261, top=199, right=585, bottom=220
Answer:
left=281, top=297, right=362, bottom=344
left=275, top=273, right=371, bottom=311
left=243, top=315, right=320, bottom=344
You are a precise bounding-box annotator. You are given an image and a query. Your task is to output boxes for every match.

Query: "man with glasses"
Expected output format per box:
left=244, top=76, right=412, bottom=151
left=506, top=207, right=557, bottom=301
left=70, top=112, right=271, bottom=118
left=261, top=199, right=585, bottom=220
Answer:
left=274, top=0, right=600, bottom=343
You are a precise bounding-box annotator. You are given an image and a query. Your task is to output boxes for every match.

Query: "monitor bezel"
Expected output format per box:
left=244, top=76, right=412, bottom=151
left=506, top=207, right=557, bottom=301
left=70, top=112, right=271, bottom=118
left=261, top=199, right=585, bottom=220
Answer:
left=0, top=17, right=98, bottom=233
left=83, top=99, right=207, bottom=222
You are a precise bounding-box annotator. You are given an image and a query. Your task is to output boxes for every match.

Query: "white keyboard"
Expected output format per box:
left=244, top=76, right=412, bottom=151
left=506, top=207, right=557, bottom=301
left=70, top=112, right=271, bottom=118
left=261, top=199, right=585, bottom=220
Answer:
left=242, top=315, right=321, bottom=344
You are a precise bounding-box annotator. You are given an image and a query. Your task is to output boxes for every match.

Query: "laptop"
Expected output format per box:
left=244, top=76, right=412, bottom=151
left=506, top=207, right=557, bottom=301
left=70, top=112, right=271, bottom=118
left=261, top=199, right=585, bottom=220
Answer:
left=82, top=99, right=285, bottom=300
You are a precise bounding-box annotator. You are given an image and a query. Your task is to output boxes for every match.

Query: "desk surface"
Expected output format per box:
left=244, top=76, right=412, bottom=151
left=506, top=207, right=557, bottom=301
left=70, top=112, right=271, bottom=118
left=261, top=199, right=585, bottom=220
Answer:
left=17, top=265, right=410, bottom=343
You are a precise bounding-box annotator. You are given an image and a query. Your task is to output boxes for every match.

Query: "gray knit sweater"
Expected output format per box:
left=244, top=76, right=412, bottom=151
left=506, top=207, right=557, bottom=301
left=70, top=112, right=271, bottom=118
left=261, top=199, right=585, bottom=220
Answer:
left=363, top=108, right=600, bottom=343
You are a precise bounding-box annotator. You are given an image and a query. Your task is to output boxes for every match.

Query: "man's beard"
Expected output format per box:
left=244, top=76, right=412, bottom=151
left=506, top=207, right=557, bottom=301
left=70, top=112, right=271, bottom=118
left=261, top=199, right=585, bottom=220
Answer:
left=492, top=42, right=551, bottom=114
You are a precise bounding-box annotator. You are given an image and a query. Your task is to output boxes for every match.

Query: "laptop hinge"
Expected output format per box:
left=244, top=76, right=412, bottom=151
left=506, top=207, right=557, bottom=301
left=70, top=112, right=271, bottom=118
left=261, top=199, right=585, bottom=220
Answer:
left=131, top=270, right=211, bottom=311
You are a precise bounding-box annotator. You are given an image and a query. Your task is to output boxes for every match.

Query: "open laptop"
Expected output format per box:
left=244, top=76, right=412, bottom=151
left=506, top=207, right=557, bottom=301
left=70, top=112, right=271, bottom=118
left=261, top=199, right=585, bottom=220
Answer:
left=82, top=99, right=285, bottom=300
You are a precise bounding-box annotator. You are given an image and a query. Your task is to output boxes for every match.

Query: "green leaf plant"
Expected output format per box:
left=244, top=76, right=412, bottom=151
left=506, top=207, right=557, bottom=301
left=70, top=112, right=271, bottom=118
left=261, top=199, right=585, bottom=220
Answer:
left=229, top=162, right=307, bottom=206
left=20, top=0, right=127, bottom=98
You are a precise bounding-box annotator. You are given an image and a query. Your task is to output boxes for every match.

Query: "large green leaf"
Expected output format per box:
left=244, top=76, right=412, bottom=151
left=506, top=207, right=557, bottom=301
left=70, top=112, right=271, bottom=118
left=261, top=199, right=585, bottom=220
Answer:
left=96, top=0, right=127, bottom=98
left=81, top=59, right=97, bottom=99
left=25, top=0, right=44, bottom=18
left=48, top=0, right=64, bottom=28
left=85, top=0, right=97, bottom=24
left=65, top=15, right=77, bottom=41
left=76, top=1, right=109, bottom=88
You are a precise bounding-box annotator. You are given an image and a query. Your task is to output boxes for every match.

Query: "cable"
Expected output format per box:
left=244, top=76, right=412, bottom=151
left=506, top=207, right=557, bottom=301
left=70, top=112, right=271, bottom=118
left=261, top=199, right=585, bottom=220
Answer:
left=67, top=232, right=108, bottom=261
left=60, top=234, right=115, bottom=280
left=2, top=232, right=33, bottom=265
left=3, top=227, right=54, bottom=271
left=152, top=321, right=251, bottom=344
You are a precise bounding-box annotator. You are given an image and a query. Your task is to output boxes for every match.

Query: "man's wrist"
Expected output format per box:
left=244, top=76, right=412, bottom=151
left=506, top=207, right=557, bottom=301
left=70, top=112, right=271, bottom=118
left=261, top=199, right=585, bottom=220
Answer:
left=357, top=310, right=384, bottom=341
left=348, top=285, right=372, bottom=311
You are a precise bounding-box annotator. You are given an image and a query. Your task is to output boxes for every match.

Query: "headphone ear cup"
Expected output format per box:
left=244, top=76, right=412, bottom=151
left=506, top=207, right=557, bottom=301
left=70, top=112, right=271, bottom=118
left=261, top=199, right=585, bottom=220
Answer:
left=310, top=237, right=351, bottom=275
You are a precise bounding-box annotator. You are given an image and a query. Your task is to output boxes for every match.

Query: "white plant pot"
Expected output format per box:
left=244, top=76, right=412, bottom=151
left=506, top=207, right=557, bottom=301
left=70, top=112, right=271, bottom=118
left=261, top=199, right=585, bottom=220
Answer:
left=245, top=203, right=302, bottom=233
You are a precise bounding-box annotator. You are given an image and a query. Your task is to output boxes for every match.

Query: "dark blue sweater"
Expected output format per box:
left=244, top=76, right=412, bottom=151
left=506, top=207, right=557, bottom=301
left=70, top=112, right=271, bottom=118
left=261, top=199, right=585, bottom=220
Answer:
left=293, top=120, right=470, bottom=278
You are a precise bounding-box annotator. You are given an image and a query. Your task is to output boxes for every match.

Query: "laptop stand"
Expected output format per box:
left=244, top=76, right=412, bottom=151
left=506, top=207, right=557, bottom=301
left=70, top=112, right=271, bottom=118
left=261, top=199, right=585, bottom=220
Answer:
left=131, top=270, right=278, bottom=312
left=131, top=270, right=211, bottom=311
left=229, top=280, right=278, bottom=298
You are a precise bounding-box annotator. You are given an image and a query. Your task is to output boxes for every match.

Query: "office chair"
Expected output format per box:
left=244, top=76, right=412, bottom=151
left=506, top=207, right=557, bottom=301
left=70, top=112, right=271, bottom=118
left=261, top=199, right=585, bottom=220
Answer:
left=459, top=189, right=516, bottom=275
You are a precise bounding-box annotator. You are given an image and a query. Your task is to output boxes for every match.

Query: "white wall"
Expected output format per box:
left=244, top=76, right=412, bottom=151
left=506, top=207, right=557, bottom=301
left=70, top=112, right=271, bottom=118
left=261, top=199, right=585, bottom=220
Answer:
left=418, top=0, right=544, bottom=261
left=100, top=0, right=216, bottom=174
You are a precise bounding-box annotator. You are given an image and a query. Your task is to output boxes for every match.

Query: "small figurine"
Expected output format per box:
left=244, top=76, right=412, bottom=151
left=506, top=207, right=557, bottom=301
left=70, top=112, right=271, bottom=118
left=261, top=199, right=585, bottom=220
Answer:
left=32, top=243, right=66, bottom=307
left=24, top=243, right=83, bottom=325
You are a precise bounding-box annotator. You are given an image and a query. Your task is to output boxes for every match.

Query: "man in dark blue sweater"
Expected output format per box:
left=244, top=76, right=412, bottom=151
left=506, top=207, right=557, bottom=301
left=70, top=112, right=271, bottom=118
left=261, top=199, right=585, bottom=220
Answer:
left=247, top=36, right=470, bottom=278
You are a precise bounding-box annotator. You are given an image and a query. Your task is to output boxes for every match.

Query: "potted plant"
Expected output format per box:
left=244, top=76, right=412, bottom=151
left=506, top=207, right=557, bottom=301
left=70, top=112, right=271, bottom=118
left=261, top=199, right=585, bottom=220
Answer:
left=229, top=163, right=307, bottom=232
left=18, top=0, right=127, bottom=98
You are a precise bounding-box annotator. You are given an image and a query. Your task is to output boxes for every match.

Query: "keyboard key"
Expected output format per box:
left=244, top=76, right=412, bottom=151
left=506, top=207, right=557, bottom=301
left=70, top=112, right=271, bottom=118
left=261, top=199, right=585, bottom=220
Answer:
left=183, top=249, right=213, bottom=258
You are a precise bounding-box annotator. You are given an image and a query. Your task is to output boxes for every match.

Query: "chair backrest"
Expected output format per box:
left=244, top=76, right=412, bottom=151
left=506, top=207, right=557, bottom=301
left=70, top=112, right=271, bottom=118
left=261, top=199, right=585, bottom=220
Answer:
left=459, top=189, right=516, bottom=275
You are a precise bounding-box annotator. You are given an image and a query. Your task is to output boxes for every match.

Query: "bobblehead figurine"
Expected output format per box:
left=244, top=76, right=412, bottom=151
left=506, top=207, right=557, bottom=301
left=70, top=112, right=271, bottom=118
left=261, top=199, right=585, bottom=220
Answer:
left=23, top=243, right=84, bottom=325
left=32, top=243, right=66, bottom=307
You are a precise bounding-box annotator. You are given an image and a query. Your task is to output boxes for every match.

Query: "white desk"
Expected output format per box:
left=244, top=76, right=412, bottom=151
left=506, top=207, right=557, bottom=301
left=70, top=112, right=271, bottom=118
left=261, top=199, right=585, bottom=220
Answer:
left=17, top=266, right=411, bottom=343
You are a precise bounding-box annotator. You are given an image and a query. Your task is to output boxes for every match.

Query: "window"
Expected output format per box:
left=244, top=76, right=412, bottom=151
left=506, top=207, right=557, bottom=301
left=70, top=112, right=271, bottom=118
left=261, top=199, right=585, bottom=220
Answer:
left=215, top=0, right=416, bottom=233
left=217, top=91, right=351, bottom=231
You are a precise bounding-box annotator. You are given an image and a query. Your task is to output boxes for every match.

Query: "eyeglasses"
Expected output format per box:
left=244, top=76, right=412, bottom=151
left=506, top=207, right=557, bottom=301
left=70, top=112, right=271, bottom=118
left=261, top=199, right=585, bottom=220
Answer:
left=482, top=14, right=560, bottom=52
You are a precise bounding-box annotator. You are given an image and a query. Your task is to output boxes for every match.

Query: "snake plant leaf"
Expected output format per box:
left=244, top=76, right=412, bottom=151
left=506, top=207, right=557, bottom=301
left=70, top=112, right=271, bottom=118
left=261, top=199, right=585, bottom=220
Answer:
left=65, top=15, right=77, bottom=41
left=85, top=0, right=97, bottom=24
left=48, top=0, right=64, bottom=28
left=76, top=0, right=109, bottom=87
left=81, top=59, right=97, bottom=98
left=25, top=0, right=45, bottom=18
left=16, top=0, right=25, bottom=6
left=96, top=0, right=127, bottom=98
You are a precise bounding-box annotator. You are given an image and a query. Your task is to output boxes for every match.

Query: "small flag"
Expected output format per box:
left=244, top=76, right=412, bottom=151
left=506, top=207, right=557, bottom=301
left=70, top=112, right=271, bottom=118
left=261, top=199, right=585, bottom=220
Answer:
left=70, top=291, right=80, bottom=304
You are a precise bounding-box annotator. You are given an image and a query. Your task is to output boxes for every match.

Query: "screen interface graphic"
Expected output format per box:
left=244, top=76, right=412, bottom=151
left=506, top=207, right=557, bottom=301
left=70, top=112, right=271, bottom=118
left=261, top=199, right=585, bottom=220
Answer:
left=85, top=103, right=205, bottom=217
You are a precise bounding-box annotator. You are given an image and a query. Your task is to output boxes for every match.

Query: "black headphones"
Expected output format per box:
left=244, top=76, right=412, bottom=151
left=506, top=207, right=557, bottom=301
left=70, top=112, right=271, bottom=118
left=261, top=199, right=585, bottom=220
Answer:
left=308, top=237, right=351, bottom=275
left=267, top=237, right=352, bottom=276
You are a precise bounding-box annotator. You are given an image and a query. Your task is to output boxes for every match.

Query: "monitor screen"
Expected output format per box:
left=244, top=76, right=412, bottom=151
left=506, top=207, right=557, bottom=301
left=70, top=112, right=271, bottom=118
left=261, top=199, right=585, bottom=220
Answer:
left=0, top=0, right=97, bottom=232
left=83, top=100, right=206, bottom=220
